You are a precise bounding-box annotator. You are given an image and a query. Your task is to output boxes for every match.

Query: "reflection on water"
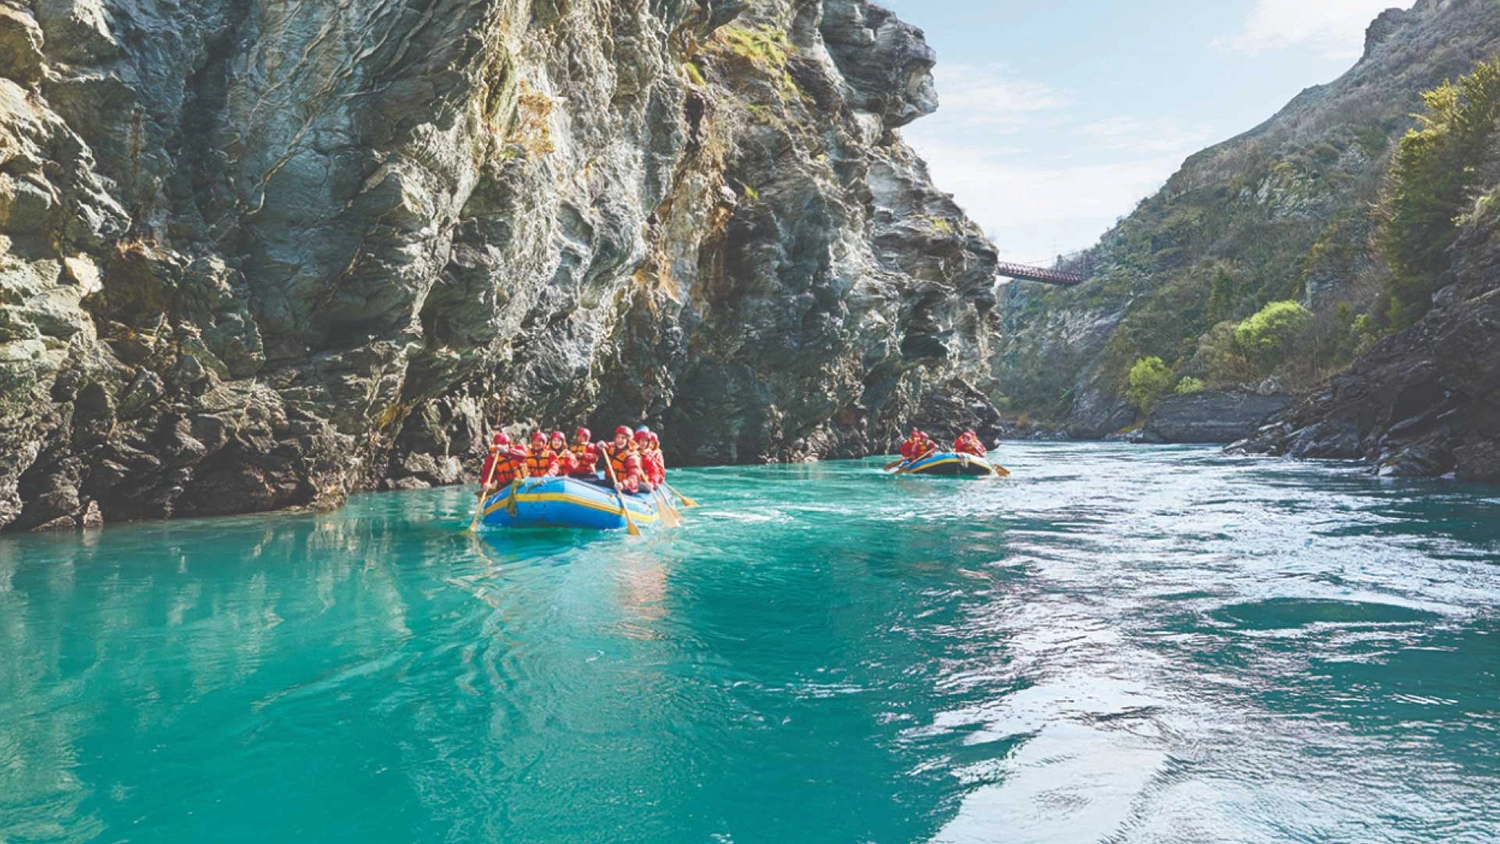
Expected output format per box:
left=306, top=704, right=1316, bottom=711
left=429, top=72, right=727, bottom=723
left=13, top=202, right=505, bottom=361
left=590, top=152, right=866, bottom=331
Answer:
left=0, top=444, right=1497, bottom=844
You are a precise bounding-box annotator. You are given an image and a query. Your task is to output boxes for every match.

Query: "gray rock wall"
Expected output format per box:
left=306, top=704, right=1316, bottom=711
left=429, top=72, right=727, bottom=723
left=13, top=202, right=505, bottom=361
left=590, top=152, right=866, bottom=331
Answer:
left=1235, top=199, right=1500, bottom=482
left=0, top=0, right=1005, bottom=529
left=1143, top=391, right=1291, bottom=445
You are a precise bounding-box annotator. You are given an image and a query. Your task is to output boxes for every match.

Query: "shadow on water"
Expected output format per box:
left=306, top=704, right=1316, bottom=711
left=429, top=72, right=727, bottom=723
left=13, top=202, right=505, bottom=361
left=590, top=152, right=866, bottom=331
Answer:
left=0, top=442, right=1497, bottom=844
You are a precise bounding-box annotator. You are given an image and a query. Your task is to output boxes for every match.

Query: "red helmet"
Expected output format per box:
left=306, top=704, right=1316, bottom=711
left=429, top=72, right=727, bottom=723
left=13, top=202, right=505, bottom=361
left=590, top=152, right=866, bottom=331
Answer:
left=531, top=431, right=546, bottom=442
left=911, top=429, right=921, bottom=437
left=493, top=433, right=510, bottom=446
left=550, top=431, right=565, bottom=441
left=649, top=433, right=660, bottom=445
left=964, top=430, right=977, bottom=438
left=615, top=426, right=631, bottom=437
left=634, top=429, right=650, bottom=441
left=576, top=427, right=591, bottom=441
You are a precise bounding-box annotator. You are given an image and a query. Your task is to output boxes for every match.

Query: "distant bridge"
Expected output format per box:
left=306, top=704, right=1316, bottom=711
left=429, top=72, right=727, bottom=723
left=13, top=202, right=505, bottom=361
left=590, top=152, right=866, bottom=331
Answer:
left=995, top=261, right=1086, bottom=287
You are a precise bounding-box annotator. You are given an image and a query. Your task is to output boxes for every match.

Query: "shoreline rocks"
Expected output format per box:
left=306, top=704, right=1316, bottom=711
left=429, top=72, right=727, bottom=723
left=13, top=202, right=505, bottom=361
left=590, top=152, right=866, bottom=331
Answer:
left=1141, top=391, right=1292, bottom=445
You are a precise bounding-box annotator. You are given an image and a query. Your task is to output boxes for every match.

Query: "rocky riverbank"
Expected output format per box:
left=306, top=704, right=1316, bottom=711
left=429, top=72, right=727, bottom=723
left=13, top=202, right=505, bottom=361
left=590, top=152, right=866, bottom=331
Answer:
left=1233, top=202, right=1500, bottom=483
left=1136, top=391, right=1292, bottom=445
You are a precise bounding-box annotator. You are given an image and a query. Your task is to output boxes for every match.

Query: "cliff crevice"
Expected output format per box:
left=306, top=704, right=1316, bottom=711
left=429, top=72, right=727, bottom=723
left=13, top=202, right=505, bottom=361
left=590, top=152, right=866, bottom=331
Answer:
left=0, top=0, right=1003, bottom=529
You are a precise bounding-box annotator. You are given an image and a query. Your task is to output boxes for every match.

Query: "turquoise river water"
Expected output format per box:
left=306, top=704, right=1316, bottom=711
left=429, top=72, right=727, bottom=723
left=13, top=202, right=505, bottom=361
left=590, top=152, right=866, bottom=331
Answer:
left=1, top=443, right=1498, bottom=844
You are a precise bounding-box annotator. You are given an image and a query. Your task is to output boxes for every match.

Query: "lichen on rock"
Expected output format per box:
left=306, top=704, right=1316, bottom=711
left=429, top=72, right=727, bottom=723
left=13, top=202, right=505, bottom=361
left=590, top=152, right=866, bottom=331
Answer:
left=0, top=0, right=1005, bottom=530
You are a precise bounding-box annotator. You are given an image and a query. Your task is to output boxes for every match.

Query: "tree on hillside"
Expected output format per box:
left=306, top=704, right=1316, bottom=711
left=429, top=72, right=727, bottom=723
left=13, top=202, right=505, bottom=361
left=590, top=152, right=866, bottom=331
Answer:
left=1125, top=357, right=1176, bottom=415
left=1197, top=322, right=1257, bottom=386
left=1235, top=301, right=1314, bottom=373
left=1379, top=57, right=1500, bottom=328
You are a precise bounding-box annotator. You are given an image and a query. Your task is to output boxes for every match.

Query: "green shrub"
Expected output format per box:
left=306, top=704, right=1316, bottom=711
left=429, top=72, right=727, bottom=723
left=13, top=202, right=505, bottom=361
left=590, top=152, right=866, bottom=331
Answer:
left=1379, top=57, right=1500, bottom=328
left=717, top=26, right=791, bottom=70
left=1125, top=356, right=1176, bottom=414
left=1235, top=301, right=1313, bottom=372
left=1174, top=377, right=1206, bottom=395
left=1198, top=321, right=1257, bottom=385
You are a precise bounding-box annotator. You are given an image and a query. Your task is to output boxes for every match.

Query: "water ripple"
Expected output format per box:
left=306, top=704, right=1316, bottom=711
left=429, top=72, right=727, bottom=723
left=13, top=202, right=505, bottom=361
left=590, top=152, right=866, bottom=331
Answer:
left=0, top=444, right=1496, bottom=843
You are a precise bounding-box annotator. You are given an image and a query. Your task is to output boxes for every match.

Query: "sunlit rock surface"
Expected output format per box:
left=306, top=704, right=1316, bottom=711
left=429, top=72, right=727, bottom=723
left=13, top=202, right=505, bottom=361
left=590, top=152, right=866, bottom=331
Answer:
left=0, top=0, right=1004, bottom=529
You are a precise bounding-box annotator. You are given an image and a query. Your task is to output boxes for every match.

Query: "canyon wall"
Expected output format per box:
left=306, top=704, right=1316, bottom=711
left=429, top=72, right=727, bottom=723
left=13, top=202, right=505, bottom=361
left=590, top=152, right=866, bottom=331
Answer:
left=0, top=0, right=1005, bottom=529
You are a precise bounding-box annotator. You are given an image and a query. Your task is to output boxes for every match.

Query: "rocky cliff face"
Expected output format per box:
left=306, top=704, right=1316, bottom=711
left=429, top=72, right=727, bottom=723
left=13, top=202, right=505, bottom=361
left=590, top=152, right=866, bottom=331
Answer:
left=991, top=0, right=1500, bottom=439
left=1140, top=390, right=1291, bottom=445
left=1234, top=171, right=1500, bottom=482
left=0, top=0, right=1004, bottom=530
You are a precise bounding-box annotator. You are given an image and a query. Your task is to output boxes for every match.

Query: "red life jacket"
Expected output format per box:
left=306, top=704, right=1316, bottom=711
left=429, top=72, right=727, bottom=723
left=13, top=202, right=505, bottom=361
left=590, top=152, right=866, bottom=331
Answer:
left=954, top=437, right=986, bottom=457
left=643, top=448, right=666, bottom=485
left=568, top=442, right=597, bottom=475
left=485, top=448, right=524, bottom=485
left=903, top=439, right=935, bottom=461
left=525, top=445, right=556, bottom=477
left=604, top=443, right=634, bottom=479
left=618, top=454, right=647, bottom=493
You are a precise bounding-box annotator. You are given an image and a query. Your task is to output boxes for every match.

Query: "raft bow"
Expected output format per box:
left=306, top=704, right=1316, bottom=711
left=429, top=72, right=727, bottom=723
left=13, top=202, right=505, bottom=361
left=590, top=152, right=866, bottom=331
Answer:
left=479, top=476, right=663, bottom=531
left=890, top=452, right=1002, bottom=478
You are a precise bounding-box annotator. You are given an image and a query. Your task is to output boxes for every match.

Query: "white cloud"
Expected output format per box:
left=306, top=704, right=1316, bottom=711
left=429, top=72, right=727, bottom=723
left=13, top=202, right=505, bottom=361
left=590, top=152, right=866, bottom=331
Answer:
left=903, top=136, right=1189, bottom=260
left=931, top=64, right=1072, bottom=129
left=1081, top=117, right=1218, bottom=155
left=1219, top=0, right=1415, bottom=59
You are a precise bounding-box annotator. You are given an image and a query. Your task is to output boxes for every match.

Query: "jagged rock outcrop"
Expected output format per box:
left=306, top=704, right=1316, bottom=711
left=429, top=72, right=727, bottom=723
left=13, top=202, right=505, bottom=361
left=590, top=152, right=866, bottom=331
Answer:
left=0, top=0, right=1003, bottom=530
left=1235, top=199, right=1500, bottom=482
left=1140, top=390, right=1291, bottom=445
left=991, top=0, right=1500, bottom=441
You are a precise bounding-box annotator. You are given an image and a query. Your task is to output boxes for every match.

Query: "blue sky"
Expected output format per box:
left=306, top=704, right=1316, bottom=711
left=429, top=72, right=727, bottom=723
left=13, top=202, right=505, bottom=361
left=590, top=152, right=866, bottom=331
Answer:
left=892, top=0, right=1415, bottom=263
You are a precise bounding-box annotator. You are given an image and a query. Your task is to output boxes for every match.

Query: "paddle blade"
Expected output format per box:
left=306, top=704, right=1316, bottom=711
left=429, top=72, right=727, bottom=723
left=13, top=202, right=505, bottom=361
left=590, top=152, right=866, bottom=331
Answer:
left=656, top=491, right=684, bottom=527
left=671, top=485, right=700, bottom=508
left=626, top=518, right=642, bottom=537
left=662, top=504, right=683, bottom=528
left=993, top=466, right=1011, bottom=477
left=884, top=460, right=903, bottom=471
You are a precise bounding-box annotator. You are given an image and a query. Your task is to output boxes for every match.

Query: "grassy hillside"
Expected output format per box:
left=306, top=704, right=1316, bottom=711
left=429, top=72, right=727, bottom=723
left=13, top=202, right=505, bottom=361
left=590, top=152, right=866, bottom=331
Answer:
left=992, top=0, right=1500, bottom=435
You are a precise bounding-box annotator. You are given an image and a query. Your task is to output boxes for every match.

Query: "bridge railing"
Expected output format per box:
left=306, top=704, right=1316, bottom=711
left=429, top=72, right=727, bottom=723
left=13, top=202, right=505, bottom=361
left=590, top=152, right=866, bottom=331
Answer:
left=994, top=261, right=1085, bottom=287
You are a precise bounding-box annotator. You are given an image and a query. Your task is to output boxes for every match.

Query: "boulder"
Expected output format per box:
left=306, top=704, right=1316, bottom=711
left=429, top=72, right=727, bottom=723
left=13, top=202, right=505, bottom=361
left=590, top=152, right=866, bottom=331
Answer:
left=1144, top=391, right=1293, bottom=444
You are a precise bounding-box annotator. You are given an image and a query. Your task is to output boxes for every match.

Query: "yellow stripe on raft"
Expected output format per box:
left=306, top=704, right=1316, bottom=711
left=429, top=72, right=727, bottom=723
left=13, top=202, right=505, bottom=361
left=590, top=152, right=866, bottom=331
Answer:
left=913, top=458, right=997, bottom=474
left=483, top=492, right=662, bottom=523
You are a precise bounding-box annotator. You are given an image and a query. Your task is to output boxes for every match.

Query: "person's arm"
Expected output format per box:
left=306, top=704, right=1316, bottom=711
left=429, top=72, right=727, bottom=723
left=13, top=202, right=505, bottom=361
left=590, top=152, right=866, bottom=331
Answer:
left=479, top=451, right=498, bottom=491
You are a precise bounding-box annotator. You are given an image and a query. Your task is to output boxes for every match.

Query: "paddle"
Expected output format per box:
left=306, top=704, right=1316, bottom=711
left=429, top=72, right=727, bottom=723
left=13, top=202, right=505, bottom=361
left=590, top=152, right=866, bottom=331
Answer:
left=972, top=451, right=1012, bottom=477
left=652, top=487, right=684, bottom=528
left=661, top=481, right=698, bottom=508
left=893, top=449, right=934, bottom=475
left=602, top=457, right=643, bottom=537
left=884, top=459, right=904, bottom=471
left=466, top=448, right=500, bottom=532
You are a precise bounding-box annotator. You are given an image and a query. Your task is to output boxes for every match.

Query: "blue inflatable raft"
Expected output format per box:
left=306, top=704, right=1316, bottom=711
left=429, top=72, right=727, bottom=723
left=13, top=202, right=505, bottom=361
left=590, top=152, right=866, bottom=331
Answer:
left=480, top=476, right=661, bottom=531
left=896, top=452, right=1001, bottom=478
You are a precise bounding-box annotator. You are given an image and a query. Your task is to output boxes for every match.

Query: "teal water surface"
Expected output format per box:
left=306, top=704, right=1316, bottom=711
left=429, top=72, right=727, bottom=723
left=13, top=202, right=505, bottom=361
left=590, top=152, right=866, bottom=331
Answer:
left=1, top=443, right=1497, bottom=843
